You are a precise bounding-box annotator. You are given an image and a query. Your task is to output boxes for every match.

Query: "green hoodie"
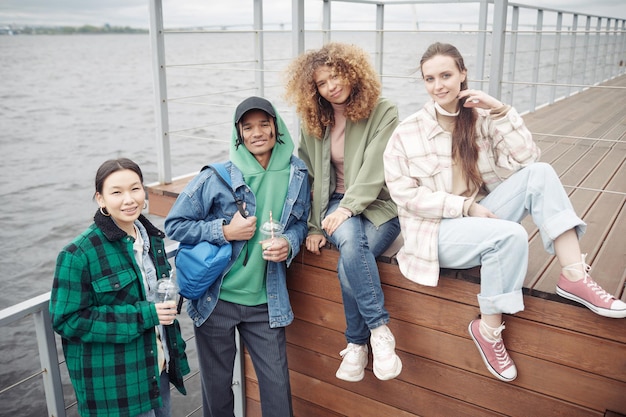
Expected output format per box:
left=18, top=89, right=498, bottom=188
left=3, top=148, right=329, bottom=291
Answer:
left=219, top=100, right=293, bottom=306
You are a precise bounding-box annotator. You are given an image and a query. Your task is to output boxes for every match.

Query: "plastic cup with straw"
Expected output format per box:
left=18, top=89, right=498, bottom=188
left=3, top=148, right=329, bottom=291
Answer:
left=261, top=210, right=283, bottom=250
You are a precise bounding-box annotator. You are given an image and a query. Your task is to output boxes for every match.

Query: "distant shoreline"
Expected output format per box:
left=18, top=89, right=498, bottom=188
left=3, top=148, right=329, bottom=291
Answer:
left=0, top=24, right=147, bottom=35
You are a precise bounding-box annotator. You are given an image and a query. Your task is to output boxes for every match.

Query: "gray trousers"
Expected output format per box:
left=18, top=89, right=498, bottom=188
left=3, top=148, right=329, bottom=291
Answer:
left=194, top=299, right=293, bottom=417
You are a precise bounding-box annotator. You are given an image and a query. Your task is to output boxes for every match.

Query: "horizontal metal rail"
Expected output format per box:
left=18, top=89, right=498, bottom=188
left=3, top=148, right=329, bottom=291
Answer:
left=148, top=0, right=625, bottom=184
left=0, top=293, right=65, bottom=416
left=0, top=243, right=245, bottom=416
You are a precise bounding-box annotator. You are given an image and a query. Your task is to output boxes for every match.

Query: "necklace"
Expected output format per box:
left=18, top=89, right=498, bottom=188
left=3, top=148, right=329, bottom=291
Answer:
left=434, top=102, right=459, bottom=117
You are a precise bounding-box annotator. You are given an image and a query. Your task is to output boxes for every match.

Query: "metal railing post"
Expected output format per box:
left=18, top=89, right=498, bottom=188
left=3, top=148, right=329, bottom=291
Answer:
left=608, top=19, right=619, bottom=76
left=34, top=307, right=66, bottom=417
left=567, top=14, right=578, bottom=96
left=530, top=9, right=544, bottom=111
left=148, top=0, right=172, bottom=185
left=549, top=12, right=563, bottom=104
left=619, top=19, right=626, bottom=73
left=620, top=20, right=626, bottom=76
left=254, top=0, right=265, bottom=97
left=475, top=0, right=489, bottom=91
left=292, top=0, right=305, bottom=148
left=488, top=0, right=508, bottom=99
left=293, top=0, right=304, bottom=58
left=323, top=0, right=331, bottom=44
left=581, top=16, right=591, bottom=86
left=591, top=17, right=602, bottom=84
left=375, top=4, right=384, bottom=82
left=601, top=18, right=611, bottom=81
left=0, top=293, right=66, bottom=417
left=233, top=328, right=245, bottom=417
left=506, top=6, right=520, bottom=105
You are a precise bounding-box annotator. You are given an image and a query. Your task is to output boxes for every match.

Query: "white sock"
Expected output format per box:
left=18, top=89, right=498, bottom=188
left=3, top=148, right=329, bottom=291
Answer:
left=479, top=320, right=504, bottom=341
left=370, top=324, right=389, bottom=337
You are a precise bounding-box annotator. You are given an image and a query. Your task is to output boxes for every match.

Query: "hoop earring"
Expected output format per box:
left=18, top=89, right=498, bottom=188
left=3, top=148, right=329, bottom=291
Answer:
left=100, top=207, right=110, bottom=217
left=143, top=202, right=147, bottom=210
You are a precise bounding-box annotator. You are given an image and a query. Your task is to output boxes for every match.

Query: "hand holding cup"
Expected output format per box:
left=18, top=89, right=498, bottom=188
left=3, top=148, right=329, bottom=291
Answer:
left=155, top=301, right=178, bottom=326
left=261, top=236, right=289, bottom=262
left=155, top=274, right=179, bottom=325
left=260, top=211, right=287, bottom=261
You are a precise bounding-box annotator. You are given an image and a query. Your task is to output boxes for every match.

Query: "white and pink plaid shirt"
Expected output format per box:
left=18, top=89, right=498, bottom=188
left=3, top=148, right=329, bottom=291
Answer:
left=384, top=100, right=540, bottom=286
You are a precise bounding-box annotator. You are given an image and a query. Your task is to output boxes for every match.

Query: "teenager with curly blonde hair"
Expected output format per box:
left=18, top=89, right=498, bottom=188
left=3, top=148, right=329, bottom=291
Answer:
left=284, top=42, right=403, bottom=382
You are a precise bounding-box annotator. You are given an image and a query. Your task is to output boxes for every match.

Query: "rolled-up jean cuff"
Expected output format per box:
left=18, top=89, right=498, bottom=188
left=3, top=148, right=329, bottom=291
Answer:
left=477, top=289, right=525, bottom=315
left=540, top=209, right=587, bottom=254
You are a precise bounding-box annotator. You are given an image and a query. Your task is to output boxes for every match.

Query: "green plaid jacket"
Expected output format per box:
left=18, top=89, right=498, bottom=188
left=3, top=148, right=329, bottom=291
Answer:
left=50, top=211, right=189, bottom=417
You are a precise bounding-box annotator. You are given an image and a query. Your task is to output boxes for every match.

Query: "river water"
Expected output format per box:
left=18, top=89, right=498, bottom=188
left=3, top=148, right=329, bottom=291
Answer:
left=0, top=31, right=558, bottom=415
left=0, top=33, right=214, bottom=416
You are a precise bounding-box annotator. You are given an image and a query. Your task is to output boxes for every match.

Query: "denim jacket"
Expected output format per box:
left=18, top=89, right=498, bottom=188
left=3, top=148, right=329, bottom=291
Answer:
left=164, top=158, right=310, bottom=328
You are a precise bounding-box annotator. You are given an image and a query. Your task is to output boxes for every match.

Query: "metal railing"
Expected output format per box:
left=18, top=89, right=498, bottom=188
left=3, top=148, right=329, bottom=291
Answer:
left=147, top=0, right=625, bottom=185
left=0, top=293, right=64, bottom=416
left=0, top=244, right=246, bottom=417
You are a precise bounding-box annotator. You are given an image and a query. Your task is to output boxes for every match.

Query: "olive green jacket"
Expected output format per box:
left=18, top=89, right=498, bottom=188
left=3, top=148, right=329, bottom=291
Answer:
left=298, top=97, right=399, bottom=234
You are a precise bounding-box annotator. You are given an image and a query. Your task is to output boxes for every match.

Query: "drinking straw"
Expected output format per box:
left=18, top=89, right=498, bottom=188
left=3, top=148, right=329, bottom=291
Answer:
left=269, top=211, right=274, bottom=240
left=164, top=274, right=172, bottom=301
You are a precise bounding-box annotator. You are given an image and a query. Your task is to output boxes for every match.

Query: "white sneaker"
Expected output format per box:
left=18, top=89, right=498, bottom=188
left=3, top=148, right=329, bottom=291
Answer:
left=370, top=325, right=402, bottom=380
left=335, top=343, right=368, bottom=382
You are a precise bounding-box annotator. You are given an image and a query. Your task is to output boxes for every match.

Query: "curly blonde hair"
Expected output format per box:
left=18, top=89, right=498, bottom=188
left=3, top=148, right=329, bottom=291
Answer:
left=283, top=42, right=381, bottom=139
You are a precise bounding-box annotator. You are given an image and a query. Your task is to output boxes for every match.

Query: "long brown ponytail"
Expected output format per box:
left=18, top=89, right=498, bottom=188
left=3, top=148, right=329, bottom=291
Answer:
left=420, top=43, right=482, bottom=189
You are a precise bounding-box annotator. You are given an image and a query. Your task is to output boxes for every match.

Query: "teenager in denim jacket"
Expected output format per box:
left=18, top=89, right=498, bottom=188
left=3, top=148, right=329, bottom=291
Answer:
left=165, top=97, right=309, bottom=417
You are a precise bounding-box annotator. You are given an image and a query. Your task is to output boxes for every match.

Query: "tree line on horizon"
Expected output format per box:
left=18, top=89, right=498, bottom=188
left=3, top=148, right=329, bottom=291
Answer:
left=2, top=24, right=147, bottom=35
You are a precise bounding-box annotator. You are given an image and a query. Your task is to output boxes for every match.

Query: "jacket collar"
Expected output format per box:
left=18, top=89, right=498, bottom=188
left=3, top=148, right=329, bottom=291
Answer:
left=422, top=101, right=446, bottom=141
left=94, top=210, right=165, bottom=242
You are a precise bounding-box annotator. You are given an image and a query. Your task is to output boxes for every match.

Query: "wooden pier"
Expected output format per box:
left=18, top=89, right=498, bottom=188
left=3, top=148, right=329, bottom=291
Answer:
left=147, top=74, right=626, bottom=417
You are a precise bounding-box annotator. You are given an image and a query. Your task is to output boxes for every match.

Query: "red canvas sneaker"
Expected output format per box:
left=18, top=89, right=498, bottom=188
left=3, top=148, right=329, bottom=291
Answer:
left=556, top=254, right=626, bottom=319
left=557, top=274, right=626, bottom=318
left=468, top=319, right=517, bottom=382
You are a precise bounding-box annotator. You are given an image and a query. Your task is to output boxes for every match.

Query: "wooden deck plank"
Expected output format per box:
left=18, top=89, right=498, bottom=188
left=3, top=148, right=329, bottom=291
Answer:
left=288, top=266, right=626, bottom=382
left=288, top=343, right=511, bottom=417
left=513, top=75, right=626, bottom=298
left=285, top=287, right=624, bottom=415
left=593, top=202, right=626, bottom=302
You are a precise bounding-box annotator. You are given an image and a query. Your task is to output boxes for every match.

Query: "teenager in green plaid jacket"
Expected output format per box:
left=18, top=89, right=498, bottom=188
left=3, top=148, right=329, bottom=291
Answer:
left=50, top=158, right=189, bottom=417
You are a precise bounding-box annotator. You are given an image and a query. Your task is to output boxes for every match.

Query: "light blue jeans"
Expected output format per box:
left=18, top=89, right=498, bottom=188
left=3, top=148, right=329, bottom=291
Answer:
left=438, top=163, right=586, bottom=315
left=135, top=371, right=171, bottom=417
left=325, top=193, right=401, bottom=345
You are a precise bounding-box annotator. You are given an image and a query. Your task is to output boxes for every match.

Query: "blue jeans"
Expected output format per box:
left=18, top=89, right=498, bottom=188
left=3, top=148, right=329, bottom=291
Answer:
left=194, top=300, right=293, bottom=417
left=437, top=163, right=586, bottom=315
left=135, top=371, right=171, bottom=417
left=325, top=193, right=401, bottom=345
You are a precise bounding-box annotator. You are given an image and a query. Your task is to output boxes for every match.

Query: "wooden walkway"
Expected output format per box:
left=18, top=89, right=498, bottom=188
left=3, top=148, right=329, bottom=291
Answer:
left=147, top=74, right=626, bottom=417
left=519, top=74, right=626, bottom=302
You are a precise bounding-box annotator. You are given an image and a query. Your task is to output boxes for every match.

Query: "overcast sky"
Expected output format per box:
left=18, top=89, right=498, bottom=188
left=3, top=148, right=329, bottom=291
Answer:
left=0, top=0, right=624, bottom=29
